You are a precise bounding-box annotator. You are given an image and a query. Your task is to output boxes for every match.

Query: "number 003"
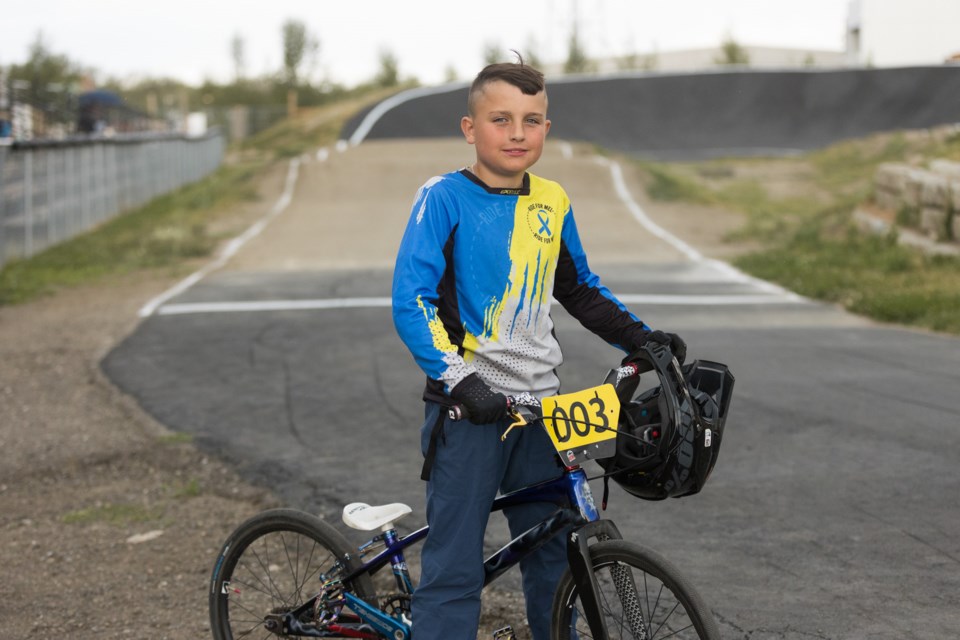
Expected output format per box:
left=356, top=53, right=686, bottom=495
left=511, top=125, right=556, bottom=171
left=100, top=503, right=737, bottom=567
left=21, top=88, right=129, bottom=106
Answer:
left=549, top=396, right=609, bottom=443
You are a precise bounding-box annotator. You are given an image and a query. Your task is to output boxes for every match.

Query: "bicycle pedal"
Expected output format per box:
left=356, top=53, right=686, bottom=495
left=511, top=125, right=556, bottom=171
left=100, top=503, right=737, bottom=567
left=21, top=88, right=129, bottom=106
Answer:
left=492, top=625, right=517, bottom=640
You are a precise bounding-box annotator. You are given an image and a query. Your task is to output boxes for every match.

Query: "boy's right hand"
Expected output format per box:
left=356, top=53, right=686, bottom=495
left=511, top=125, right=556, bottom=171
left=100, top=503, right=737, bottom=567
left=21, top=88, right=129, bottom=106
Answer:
left=450, top=373, right=509, bottom=424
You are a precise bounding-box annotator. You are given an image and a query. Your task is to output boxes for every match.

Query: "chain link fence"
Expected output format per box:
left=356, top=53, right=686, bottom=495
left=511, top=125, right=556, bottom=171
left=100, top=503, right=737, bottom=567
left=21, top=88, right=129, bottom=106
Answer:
left=0, top=131, right=224, bottom=268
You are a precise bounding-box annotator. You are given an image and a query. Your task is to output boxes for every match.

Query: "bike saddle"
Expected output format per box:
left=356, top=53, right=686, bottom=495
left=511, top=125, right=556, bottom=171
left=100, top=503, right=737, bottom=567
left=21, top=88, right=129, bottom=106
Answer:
left=342, top=502, right=413, bottom=531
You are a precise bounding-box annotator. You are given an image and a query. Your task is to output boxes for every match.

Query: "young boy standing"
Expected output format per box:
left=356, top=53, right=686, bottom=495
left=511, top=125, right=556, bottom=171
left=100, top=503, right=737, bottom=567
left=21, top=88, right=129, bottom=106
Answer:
left=391, top=59, right=684, bottom=639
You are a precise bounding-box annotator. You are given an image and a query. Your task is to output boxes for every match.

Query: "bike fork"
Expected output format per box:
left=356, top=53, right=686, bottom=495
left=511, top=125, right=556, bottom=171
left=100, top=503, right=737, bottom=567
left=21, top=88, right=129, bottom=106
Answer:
left=566, top=520, right=639, bottom=640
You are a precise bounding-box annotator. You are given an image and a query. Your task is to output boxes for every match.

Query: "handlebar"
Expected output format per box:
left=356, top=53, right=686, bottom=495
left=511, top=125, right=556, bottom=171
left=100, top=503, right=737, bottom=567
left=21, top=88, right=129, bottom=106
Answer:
left=447, top=363, right=642, bottom=423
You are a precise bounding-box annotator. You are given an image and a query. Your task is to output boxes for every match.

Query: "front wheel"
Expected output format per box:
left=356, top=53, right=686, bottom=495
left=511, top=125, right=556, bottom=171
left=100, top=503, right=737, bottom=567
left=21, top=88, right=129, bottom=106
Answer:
left=551, top=540, right=721, bottom=640
left=209, top=508, right=377, bottom=639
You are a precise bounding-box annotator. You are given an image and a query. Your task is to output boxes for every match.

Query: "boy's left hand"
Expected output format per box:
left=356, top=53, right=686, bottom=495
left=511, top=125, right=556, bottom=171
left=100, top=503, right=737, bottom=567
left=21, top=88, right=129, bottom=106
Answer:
left=632, top=329, right=687, bottom=365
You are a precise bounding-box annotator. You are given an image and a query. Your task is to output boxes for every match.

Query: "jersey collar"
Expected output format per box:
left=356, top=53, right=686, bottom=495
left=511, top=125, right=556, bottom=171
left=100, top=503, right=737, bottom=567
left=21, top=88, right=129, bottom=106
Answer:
left=460, top=169, right=531, bottom=196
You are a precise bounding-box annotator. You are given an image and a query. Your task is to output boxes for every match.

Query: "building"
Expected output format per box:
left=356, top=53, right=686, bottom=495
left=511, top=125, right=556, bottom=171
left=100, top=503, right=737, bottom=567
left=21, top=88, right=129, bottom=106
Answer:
left=846, top=0, right=960, bottom=66
left=542, top=44, right=847, bottom=78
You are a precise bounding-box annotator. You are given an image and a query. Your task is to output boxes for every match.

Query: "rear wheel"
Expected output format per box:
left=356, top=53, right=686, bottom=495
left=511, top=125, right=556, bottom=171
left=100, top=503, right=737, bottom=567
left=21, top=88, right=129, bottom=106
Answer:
left=209, top=508, right=377, bottom=639
left=551, top=540, right=720, bottom=640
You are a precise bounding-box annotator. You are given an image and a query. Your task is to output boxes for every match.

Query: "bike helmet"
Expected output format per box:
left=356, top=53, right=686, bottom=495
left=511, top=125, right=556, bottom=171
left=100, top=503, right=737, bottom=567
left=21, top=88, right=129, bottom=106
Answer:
left=598, top=342, right=735, bottom=501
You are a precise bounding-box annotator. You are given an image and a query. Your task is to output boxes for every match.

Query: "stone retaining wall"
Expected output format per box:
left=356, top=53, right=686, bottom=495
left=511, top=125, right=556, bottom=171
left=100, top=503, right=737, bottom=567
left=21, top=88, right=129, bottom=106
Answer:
left=874, top=159, right=960, bottom=240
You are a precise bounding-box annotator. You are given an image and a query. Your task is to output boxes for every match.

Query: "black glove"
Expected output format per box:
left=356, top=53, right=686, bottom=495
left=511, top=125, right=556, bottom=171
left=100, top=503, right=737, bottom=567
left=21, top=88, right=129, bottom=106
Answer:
left=631, top=329, right=687, bottom=365
left=450, top=373, right=509, bottom=425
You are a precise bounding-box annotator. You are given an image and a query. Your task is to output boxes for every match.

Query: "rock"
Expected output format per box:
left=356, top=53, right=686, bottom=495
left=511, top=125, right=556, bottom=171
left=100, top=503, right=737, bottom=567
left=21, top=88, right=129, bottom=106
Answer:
left=126, top=530, right=164, bottom=544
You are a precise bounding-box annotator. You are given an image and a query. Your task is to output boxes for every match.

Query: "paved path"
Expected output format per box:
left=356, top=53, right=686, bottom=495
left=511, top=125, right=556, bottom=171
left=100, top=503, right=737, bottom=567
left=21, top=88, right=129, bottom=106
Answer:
left=104, top=139, right=960, bottom=639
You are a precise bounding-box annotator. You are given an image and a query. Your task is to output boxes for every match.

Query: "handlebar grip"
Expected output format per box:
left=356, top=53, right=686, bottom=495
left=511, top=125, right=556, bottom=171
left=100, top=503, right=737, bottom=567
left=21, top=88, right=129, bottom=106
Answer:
left=447, top=397, right=513, bottom=422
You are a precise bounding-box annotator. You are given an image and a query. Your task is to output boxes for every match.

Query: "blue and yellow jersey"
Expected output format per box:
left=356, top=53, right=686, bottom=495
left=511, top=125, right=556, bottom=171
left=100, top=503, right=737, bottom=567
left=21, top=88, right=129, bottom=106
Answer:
left=392, top=169, right=648, bottom=402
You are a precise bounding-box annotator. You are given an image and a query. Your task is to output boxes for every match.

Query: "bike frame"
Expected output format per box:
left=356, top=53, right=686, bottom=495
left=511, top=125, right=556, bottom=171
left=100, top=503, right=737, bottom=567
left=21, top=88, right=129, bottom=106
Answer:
left=278, top=466, right=621, bottom=639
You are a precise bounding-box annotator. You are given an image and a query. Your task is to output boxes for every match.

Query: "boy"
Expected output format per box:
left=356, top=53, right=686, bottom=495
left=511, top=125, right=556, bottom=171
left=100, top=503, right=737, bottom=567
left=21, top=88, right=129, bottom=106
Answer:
left=391, top=58, right=684, bottom=639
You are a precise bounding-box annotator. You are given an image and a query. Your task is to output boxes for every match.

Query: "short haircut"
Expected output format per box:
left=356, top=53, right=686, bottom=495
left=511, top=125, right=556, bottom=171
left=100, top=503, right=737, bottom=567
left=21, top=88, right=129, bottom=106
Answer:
left=467, top=54, right=546, bottom=116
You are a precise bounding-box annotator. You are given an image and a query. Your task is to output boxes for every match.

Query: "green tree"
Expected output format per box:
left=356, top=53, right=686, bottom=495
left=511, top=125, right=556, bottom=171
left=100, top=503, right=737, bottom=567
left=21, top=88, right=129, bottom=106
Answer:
left=375, top=49, right=399, bottom=87
left=482, top=41, right=502, bottom=66
left=230, top=33, right=246, bottom=82
left=282, top=19, right=319, bottom=88
left=8, top=33, right=82, bottom=110
left=640, top=52, right=659, bottom=72
left=715, top=34, right=750, bottom=66
left=524, top=36, right=543, bottom=69
left=564, top=28, right=590, bottom=74
left=443, top=64, right=459, bottom=83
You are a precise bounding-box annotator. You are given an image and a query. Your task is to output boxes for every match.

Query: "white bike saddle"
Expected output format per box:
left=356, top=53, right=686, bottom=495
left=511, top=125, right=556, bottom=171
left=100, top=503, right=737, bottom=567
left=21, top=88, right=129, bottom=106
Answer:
left=342, top=502, right=412, bottom=531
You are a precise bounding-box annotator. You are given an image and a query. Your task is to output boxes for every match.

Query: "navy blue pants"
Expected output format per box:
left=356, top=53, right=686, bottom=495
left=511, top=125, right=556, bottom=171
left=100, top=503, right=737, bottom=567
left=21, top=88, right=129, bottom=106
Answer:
left=411, top=402, right=568, bottom=640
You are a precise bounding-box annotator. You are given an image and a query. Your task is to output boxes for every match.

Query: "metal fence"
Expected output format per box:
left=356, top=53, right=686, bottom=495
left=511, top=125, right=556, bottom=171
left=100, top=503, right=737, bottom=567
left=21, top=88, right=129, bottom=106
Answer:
left=0, top=131, right=224, bottom=268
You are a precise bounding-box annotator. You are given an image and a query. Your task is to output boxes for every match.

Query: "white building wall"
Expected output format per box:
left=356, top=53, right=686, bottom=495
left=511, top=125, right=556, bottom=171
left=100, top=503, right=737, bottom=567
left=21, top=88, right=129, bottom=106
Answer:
left=850, top=0, right=960, bottom=66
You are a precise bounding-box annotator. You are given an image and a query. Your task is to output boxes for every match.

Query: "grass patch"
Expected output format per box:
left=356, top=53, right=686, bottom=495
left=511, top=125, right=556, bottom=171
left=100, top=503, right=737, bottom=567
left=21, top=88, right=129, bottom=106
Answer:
left=735, top=223, right=960, bottom=333
left=639, top=162, right=716, bottom=204
left=717, top=179, right=826, bottom=243
left=173, top=478, right=202, bottom=499
left=62, top=503, right=160, bottom=526
left=158, top=432, right=194, bottom=445
left=638, top=127, right=960, bottom=334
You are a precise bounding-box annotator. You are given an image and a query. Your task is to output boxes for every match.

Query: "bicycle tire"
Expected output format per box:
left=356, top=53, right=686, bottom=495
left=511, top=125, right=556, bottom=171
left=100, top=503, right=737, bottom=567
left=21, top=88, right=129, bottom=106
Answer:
left=209, top=508, right=377, bottom=640
left=551, top=540, right=721, bottom=640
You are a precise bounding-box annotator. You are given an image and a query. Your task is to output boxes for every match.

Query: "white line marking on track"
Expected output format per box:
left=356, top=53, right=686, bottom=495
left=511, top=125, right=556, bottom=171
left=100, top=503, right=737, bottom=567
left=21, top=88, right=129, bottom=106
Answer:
left=615, top=293, right=802, bottom=306
left=157, top=297, right=393, bottom=316
left=601, top=157, right=804, bottom=302
left=346, top=83, right=465, bottom=147
left=601, top=157, right=704, bottom=262
left=138, top=158, right=302, bottom=318
left=154, top=292, right=802, bottom=316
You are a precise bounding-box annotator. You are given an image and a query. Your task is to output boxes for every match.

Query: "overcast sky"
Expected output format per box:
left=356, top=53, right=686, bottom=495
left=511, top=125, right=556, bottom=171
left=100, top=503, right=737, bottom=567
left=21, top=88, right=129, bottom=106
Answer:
left=4, top=0, right=856, bottom=86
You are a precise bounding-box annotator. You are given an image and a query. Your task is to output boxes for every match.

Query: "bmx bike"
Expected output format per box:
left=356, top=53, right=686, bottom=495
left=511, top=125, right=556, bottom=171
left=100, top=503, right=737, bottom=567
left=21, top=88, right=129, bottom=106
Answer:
left=209, top=347, right=729, bottom=639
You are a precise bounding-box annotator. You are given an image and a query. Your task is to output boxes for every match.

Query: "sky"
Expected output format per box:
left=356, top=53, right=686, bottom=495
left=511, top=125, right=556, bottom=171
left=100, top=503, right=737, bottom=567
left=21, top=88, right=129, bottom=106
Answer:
left=4, top=0, right=858, bottom=87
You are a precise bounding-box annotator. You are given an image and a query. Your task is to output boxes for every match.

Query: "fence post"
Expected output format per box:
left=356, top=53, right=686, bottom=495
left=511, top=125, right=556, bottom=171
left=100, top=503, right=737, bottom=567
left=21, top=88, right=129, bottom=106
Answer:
left=0, top=147, right=6, bottom=267
left=45, top=148, right=55, bottom=249
left=24, top=149, right=33, bottom=258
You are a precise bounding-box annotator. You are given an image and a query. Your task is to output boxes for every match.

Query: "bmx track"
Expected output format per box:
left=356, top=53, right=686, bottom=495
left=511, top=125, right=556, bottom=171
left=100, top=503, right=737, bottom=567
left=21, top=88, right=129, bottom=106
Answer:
left=102, top=68, right=960, bottom=639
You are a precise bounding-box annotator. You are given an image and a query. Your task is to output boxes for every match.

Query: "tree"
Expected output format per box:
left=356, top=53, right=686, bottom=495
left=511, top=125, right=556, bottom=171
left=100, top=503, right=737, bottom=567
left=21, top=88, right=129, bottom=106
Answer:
left=443, top=64, right=459, bottom=83
left=375, top=49, right=399, bottom=88
left=564, top=27, right=590, bottom=74
left=524, top=36, right=543, bottom=69
left=281, top=19, right=318, bottom=116
left=8, top=32, right=83, bottom=127
left=715, top=34, right=750, bottom=66
left=230, top=33, right=246, bottom=82
left=482, top=41, right=502, bottom=66
left=282, top=19, right=319, bottom=88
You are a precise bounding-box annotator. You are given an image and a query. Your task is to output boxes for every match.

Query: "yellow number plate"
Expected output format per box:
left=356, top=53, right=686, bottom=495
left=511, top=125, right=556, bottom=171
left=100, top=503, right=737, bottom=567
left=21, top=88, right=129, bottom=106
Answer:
left=542, top=384, right=620, bottom=464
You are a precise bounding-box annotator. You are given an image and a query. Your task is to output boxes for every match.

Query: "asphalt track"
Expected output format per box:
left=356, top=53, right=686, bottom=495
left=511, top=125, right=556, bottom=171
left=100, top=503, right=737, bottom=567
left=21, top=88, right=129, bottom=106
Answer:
left=343, top=66, right=960, bottom=160
left=102, top=134, right=960, bottom=638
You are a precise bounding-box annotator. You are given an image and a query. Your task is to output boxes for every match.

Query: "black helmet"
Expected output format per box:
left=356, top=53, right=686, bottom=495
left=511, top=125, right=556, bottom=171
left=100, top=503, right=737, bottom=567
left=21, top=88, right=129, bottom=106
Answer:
left=598, top=342, right=734, bottom=501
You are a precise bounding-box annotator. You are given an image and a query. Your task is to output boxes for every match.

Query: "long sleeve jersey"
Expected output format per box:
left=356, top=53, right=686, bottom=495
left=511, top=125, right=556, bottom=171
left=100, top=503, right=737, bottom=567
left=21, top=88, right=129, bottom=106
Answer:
left=392, top=169, right=649, bottom=404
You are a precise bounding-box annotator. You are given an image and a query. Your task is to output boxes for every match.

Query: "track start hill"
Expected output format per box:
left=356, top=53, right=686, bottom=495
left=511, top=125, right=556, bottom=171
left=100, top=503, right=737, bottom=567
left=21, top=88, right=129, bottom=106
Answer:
left=342, top=66, right=960, bottom=160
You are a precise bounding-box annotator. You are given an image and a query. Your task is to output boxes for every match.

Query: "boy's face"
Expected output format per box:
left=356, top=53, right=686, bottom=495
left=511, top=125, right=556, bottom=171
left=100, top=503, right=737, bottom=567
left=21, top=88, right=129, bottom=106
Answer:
left=461, top=80, right=550, bottom=188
